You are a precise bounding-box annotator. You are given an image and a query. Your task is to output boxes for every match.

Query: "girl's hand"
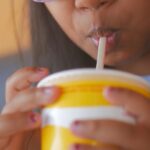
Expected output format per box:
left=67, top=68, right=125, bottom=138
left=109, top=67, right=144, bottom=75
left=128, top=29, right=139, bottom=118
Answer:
left=70, top=87, right=150, bottom=150
left=0, top=67, right=61, bottom=150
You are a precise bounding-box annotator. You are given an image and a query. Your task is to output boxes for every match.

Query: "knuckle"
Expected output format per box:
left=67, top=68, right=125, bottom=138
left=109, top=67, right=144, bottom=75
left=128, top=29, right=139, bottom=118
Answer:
left=5, top=69, right=27, bottom=89
left=88, top=121, right=101, bottom=133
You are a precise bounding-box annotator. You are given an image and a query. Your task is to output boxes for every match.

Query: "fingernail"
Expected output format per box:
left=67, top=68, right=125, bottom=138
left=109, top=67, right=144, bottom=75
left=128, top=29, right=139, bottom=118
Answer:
left=42, top=87, right=57, bottom=100
left=103, top=87, right=119, bottom=103
left=43, top=87, right=54, bottom=95
left=71, top=121, right=83, bottom=133
left=41, top=87, right=61, bottom=104
left=43, top=87, right=62, bottom=96
left=103, top=87, right=113, bottom=95
left=70, top=144, right=81, bottom=150
left=103, top=87, right=115, bottom=97
left=30, top=112, right=41, bottom=123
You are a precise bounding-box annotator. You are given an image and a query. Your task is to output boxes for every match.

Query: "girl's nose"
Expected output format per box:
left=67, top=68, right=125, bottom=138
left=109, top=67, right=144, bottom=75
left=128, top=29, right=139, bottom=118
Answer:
left=75, top=0, right=111, bottom=10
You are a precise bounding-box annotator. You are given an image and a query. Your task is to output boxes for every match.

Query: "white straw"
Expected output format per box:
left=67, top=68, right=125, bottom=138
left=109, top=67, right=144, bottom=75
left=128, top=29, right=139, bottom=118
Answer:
left=96, top=37, right=107, bottom=70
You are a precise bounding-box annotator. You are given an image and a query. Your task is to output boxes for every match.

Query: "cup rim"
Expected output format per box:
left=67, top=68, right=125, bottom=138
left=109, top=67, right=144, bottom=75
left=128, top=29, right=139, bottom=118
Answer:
left=38, top=68, right=150, bottom=89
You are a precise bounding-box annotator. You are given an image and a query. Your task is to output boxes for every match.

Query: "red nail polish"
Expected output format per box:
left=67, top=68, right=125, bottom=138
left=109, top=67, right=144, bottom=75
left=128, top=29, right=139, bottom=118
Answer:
left=30, top=112, right=41, bottom=123
left=71, top=121, right=83, bottom=134
left=74, top=121, right=81, bottom=126
left=75, top=144, right=81, bottom=150
left=103, top=87, right=115, bottom=99
left=72, top=121, right=81, bottom=131
left=71, top=144, right=81, bottom=150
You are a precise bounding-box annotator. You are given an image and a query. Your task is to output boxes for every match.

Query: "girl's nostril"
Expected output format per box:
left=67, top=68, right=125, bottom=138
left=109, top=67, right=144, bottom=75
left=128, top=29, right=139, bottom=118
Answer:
left=100, top=0, right=109, bottom=6
left=101, top=2, right=107, bottom=5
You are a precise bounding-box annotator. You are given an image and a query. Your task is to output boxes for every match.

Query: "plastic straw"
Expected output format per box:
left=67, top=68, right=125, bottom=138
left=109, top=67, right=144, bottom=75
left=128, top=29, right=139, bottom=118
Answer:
left=96, top=37, right=107, bottom=69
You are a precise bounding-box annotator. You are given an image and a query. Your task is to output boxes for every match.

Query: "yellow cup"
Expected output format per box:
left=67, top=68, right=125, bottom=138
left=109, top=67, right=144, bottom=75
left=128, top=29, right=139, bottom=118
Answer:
left=38, top=69, right=150, bottom=150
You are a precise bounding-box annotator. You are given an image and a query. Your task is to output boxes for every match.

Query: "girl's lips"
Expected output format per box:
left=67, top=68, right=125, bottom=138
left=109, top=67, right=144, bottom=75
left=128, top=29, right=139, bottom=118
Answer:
left=91, top=32, right=116, bottom=52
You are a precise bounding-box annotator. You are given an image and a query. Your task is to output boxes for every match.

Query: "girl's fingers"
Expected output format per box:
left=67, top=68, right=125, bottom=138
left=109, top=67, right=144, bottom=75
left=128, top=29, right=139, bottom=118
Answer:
left=71, top=120, right=150, bottom=150
left=70, top=144, right=122, bottom=150
left=103, top=87, right=150, bottom=124
left=6, top=67, right=49, bottom=102
left=0, top=112, right=41, bottom=138
left=2, top=86, right=62, bottom=114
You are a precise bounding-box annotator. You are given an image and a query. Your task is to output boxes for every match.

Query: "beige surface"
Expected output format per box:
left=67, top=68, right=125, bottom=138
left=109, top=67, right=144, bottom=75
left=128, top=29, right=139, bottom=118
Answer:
left=0, top=0, right=30, bottom=57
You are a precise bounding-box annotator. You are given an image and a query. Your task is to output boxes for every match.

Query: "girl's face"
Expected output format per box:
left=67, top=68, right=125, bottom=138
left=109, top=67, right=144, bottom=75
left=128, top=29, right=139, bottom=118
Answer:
left=40, top=0, right=150, bottom=68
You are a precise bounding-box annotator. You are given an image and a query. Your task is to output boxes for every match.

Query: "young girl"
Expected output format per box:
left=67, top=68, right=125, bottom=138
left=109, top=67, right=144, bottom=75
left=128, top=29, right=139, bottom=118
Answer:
left=0, top=0, right=150, bottom=149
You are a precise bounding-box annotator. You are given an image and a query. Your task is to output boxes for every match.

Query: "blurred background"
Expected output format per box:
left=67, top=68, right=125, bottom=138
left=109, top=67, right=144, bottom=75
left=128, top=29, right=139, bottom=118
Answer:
left=0, top=0, right=32, bottom=109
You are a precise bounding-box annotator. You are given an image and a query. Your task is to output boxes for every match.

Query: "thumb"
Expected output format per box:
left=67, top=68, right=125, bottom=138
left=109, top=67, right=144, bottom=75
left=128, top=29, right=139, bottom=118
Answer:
left=0, top=112, right=41, bottom=138
left=103, top=87, right=150, bottom=124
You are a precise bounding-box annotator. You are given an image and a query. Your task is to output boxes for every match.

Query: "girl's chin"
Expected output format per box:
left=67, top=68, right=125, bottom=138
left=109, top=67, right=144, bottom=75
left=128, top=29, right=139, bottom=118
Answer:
left=104, top=50, right=133, bottom=66
left=104, top=57, right=127, bottom=67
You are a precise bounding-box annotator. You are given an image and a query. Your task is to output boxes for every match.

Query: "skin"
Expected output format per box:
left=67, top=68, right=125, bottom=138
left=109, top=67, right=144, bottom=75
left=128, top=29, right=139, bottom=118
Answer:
left=45, top=0, right=150, bottom=75
left=0, top=67, right=62, bottom=150
left=0, top=0, right=150, bottom=150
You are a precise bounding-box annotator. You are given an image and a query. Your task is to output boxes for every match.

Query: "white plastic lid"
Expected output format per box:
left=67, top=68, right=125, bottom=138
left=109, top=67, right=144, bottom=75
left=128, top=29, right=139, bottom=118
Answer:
left=38, top=68, right=150, bottom=90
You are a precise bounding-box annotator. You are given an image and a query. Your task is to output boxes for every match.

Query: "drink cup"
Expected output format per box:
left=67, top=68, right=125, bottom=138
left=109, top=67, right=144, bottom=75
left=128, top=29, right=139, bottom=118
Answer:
left=38, top=68, right=150, bottom=150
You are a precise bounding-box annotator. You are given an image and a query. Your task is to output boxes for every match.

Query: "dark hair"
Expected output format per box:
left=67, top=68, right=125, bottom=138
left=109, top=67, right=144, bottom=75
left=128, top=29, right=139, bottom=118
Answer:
left=29, top=1, right=96, bottom=73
